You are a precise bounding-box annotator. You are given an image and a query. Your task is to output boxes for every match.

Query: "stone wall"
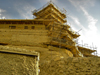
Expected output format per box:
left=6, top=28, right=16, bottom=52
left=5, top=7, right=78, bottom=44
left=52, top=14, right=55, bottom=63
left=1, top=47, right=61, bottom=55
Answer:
left=0, top=46, right=39, bottom=75
left=40, top=57, right=100, bottom=75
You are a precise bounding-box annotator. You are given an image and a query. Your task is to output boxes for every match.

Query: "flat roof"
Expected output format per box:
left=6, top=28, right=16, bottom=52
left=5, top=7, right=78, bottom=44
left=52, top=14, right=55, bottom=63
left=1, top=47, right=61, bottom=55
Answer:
left=0, top=19, right=54, bottom=21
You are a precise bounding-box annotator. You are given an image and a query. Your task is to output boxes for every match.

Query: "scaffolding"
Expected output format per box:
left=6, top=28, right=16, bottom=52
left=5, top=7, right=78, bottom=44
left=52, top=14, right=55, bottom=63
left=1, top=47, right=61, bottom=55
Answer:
left=32, top=1, right=98, bottom=75
left=32, top=1, right=66, bottom=24
left=32, top=1, right=66, bottom=15
left=32, top=1, right=97, bottom=57
left=76, top=40, right=97, bottom=56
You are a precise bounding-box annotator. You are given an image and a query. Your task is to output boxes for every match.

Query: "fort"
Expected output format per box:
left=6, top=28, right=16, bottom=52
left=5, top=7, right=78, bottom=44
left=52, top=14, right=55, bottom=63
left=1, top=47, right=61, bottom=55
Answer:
left=0, top=1, right=100, bottom=75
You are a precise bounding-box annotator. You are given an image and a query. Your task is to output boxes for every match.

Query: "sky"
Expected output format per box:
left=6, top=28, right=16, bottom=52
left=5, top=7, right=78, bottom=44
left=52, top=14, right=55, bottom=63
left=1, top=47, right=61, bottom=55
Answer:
left=0, top=0, right=100, bottom=56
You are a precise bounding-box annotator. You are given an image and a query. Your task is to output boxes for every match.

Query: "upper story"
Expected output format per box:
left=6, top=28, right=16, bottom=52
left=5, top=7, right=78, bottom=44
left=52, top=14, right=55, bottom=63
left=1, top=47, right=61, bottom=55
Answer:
left=32, top=1, right=67, bottom=24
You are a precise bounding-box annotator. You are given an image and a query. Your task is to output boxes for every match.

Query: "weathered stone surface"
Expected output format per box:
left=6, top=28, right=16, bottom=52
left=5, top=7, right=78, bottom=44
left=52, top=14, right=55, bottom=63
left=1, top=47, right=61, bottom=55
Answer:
left=40, top=57, right=100, bottom=75
left=0, top=46, right=39, bottom=75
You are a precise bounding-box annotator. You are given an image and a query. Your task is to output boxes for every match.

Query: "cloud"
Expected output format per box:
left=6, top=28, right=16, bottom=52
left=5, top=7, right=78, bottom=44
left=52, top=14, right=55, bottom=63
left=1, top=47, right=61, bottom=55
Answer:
left=14, top=3, right=36, bottom=19
left=69, top=16, right=80, bottom=25
left=78, top=7, right=99, bottom=55
left=0, top=8, right=6, bottom=19
left=80, top=6, right=98, bottom=32
left=80, top=7, right=98, bottom=38
left=69, top=15, right=87, bottom=32
left=39, top=0, right=58, bottom=3
left=68, top=0, right=98, bottom=34
left=68, top=0, right=95, bottom=8
left=0, top=8, right=6, bottom=13
left=0, top=14, right=6, bottom=19
left=79, top=6, right=98, bottom=40
left=68, top=0, right=100, bottom=55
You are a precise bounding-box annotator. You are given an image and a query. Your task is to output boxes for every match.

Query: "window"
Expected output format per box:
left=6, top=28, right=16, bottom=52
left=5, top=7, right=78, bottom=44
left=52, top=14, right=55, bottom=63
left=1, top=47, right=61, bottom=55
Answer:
left=31, top=26, right=35, bottom=29
left=24, top=26, right=28, bottom=29
left=9, top=26, right=16, bottom=29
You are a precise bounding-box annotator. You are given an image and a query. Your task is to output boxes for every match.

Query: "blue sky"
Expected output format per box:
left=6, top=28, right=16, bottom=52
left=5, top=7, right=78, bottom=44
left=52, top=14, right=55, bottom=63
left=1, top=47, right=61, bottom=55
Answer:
left=0, top=0, right=100, bottom=55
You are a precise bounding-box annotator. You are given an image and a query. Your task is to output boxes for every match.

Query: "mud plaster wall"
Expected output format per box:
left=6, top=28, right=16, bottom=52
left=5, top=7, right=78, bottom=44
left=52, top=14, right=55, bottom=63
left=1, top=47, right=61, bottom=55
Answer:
left=0, top=24, right=46, bottom=29
left=0, top=52, right=38, bottom=75
left=39, top=57, right=100, bottom=75
left=0, top=29, right=49, bottom=46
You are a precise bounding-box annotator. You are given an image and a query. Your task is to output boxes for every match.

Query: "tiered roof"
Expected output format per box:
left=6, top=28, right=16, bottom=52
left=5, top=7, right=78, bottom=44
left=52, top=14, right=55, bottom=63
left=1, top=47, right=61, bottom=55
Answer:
left=33, top=1, right=66, bottom=24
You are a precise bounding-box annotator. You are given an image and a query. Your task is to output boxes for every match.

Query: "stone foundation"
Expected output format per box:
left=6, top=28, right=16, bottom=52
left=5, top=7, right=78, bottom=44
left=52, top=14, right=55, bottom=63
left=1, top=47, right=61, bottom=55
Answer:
left=40, top=57, right=100, bottom=75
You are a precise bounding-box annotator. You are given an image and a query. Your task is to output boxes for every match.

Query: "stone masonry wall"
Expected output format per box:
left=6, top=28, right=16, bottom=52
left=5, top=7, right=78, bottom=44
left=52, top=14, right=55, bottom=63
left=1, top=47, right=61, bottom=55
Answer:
left=40, top=57, right=100, bottom=75
left=0, top=46, right=39, bottom=75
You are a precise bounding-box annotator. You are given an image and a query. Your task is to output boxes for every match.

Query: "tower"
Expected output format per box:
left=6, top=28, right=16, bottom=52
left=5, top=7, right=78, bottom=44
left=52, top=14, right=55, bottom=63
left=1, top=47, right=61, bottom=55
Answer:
left=32, top=1, right=84, bottom=57
left=32, top=1, right=96, bottom=57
